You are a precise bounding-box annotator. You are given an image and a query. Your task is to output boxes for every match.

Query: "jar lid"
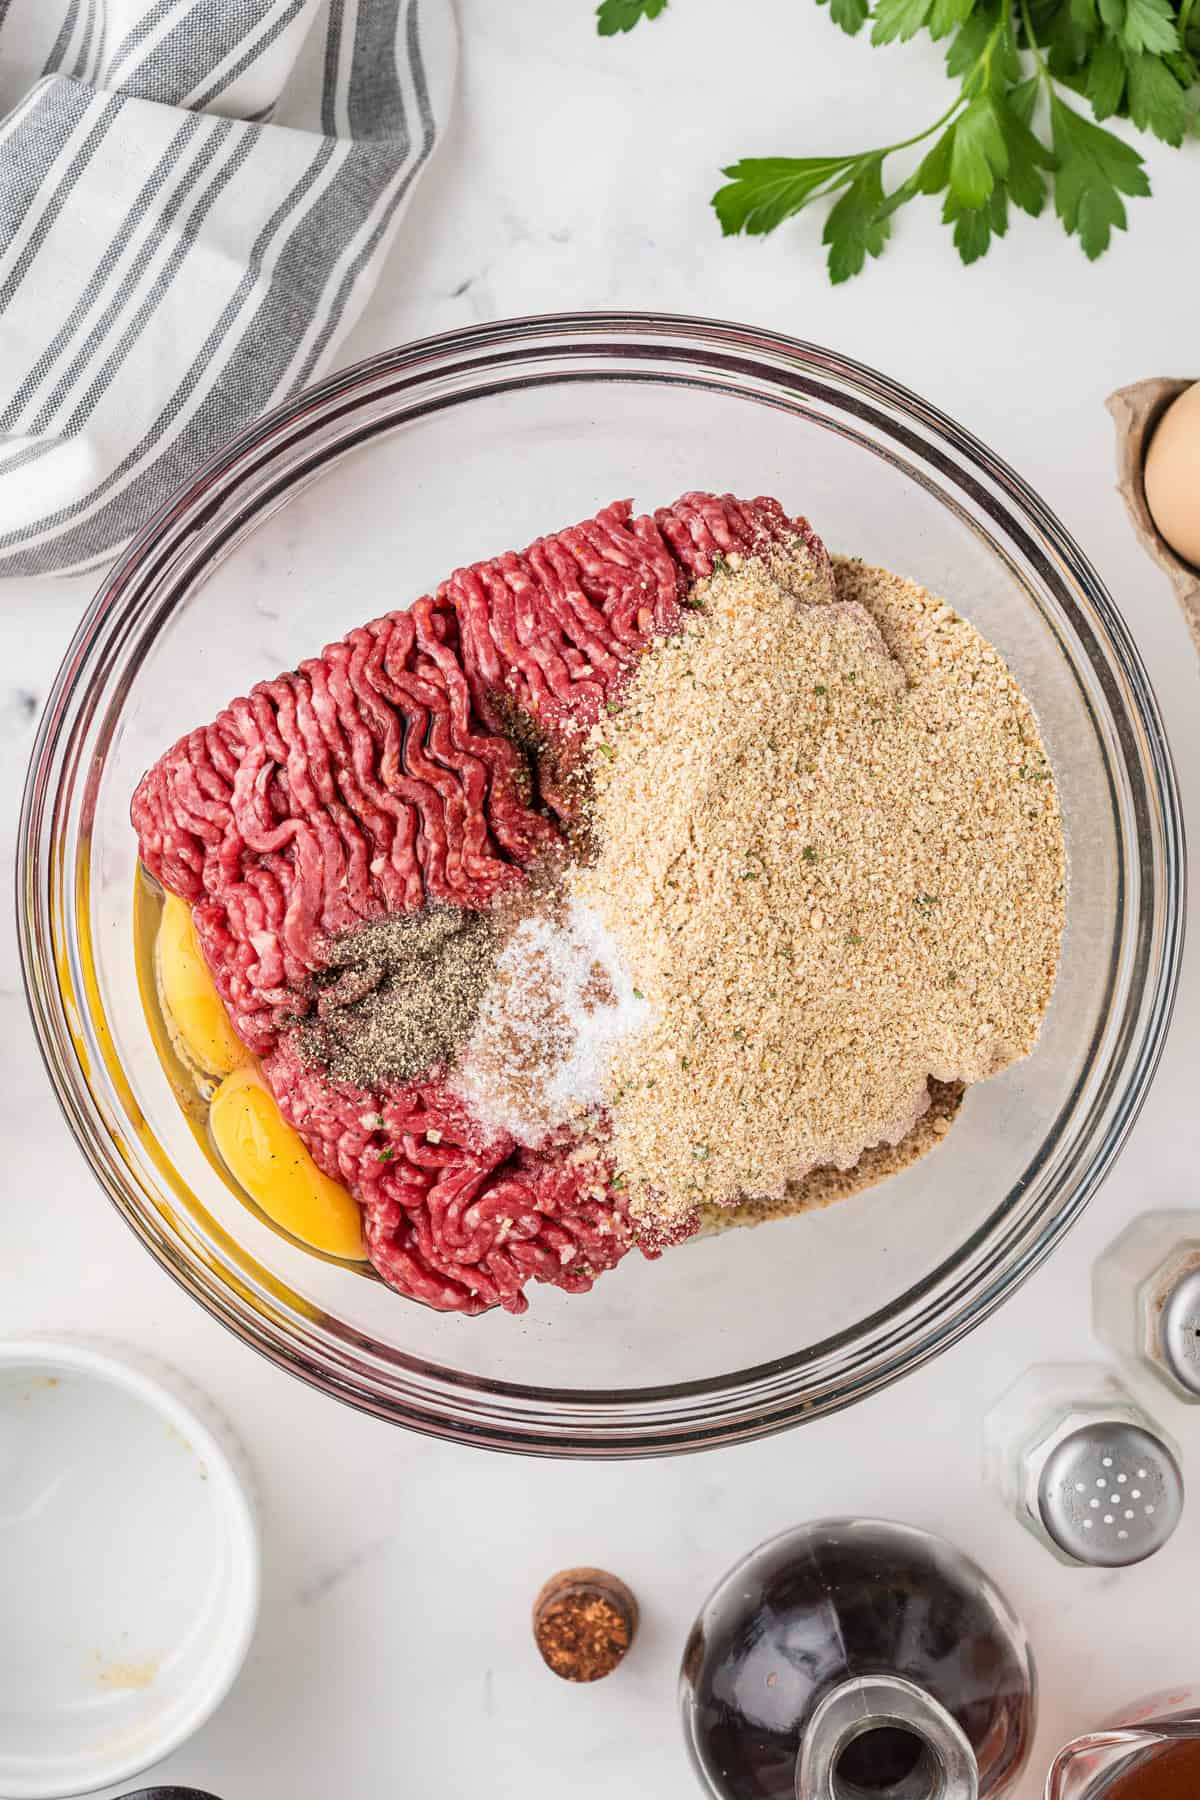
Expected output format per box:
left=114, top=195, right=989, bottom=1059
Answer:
left=1160, top=1265, right=1200, bottom=1397
left=1038, top=1421, right=1183, bottom=1566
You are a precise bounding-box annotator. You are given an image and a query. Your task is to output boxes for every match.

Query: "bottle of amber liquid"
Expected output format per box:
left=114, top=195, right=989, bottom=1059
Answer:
left=679, top=1518, right=1034, bottom=1800
left=1047, top=1690, right=1200, bottom=1799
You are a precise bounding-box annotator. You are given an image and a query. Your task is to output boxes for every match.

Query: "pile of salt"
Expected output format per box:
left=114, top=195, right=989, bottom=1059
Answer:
left=452, top=900, right=648, bottom=1146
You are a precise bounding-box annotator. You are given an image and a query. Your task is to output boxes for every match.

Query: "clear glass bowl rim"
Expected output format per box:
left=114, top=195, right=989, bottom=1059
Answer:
left=18, top=310, right=1186, bottom=1458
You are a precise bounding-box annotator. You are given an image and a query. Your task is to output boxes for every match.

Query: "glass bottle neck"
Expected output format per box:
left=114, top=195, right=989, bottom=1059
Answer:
left=796, top=1674, right=980, bottom=1800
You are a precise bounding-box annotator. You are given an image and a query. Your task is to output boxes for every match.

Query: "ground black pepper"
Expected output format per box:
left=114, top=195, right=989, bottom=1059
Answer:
left=296, top=905, right=496, bottom=1088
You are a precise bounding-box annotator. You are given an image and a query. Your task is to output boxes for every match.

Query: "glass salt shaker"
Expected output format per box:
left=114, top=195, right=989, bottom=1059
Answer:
left=1093, top=1211, right=1200, bottom=1402
left=983, top=1364, right=1184, bottom=1567
left=679, top=1517, right=1034, bottom=1800
left=1047, top=1688, right=1200, bottom=1799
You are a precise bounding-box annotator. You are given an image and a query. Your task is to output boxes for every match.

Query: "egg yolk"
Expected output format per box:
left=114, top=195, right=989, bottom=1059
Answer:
left=209, top=1065, right=367, bottom=1262
left=156, top=894, right=245, bottom=1076
left=154, top=889, right=366, bottom=1263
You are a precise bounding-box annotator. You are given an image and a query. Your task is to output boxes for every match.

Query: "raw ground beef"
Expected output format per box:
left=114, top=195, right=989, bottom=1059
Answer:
left=132, top=491, right=825, bottom=1314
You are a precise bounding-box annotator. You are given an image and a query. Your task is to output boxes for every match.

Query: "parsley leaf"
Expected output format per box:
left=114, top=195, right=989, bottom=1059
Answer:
left=596, top=0, right=668, bottom=32
left=1046, top=4, right=1095, bottom=77
left=1050, top=93, right=1151, bottom=256
left=872, top=0, right=936, bottom=43
left=998, top=79, right=1053, bottom=212
left=819, top=0, right=872, bottom=35
left=948, top=96, right=1010, bottom=206
left=943, top=184, right=1010, bottom=260
left=823, top=156, right=893, bottom=280
left=929, top=0, right=978, bottom=36
left=1125, top=50, right=1190, bottom=143
left=1086, top=38, right=1128, bottom=114
left=945, top=8, right=1000, bottom=73
left=714, top=156, right=861, bottom=235
left=910, top=125, right=957, bottom=193
left=1120, top=0, right=1179, bottom=56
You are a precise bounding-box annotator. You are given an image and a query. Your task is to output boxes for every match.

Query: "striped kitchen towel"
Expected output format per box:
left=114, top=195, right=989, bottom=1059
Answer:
left=0, top=0, right=456, bottom=579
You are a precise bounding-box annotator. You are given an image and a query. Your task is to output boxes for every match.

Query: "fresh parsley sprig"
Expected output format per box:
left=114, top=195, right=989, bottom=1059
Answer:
left=595, top=0, right=1197, bottom=277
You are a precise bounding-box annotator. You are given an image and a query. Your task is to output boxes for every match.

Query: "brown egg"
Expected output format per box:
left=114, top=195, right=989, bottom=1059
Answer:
left=1144, top=380, right=1200, bottom=570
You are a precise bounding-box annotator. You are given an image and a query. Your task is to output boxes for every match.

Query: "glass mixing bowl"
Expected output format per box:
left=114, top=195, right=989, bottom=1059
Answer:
left=19, top=314, right=1184, bottom=1457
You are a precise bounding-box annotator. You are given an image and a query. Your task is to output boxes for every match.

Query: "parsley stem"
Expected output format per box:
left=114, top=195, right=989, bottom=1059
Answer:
left=802, top=94, right=969, bottom=219
left=810, top=94, right=969, bottom=211
left=1017, top=0, right=1052, bottom=79
left=883, top=95, right=966, bottom=157
left=973, top=5, right=1018, bottom=85
left=791, top=166, right=871, bottom=210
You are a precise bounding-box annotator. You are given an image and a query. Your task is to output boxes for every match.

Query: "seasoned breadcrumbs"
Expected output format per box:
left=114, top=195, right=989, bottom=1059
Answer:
left=576, top=548, right=1065, bottom=1227
left=697, top=1079, right=965, bottom=1235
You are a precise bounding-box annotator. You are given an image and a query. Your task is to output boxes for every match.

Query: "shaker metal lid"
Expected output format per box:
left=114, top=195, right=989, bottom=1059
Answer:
left=1037, top=1421, right=1184, bottom=1566
left=1160, top=1264, right=1200, bottom=1397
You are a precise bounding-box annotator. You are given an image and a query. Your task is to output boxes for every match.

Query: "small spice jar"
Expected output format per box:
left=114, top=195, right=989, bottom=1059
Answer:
left=1093, top=1210, right=1200, bottom=1403
left=983, top=1364, right=1184, bottom=1567
left=532, top=1568, right=638, bottom=1683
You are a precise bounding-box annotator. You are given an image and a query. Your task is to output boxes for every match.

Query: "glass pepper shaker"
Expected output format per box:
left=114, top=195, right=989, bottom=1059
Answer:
left=983, top=1363, right=1184, bottom=1566
left=679, top=1517, right=1034, bottom=1800
left=1047, top=1688, right=1200, bottom=1798
left=1093, top=1211, right=1200, bottom=1402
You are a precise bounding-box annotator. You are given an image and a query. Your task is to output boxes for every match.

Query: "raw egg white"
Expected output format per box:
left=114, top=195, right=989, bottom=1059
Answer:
left=1144, top=381, right=1200, bottom=569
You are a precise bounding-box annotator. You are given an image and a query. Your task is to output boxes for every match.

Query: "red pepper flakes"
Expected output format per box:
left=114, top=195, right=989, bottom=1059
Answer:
left=532, top=1567, right=638, bottom=1683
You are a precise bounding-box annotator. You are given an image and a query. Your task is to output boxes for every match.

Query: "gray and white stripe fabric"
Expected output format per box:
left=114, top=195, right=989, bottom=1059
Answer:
left=0, top=0, right=456, bottom=578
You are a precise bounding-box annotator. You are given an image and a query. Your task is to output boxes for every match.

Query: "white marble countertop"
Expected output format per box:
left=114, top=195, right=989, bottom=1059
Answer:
left=3, top=3, right=1200, bottom=1795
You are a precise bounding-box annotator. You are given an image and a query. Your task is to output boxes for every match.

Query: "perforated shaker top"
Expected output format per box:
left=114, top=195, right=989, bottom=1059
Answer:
left=1037, top=1421, right=1184, bottom=1566
left=1160, top=1265, right=1200, bottom=1398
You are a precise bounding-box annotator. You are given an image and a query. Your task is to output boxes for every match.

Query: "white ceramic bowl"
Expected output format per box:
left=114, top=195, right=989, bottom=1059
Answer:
left=0, top=1340, right=259, bottom=1798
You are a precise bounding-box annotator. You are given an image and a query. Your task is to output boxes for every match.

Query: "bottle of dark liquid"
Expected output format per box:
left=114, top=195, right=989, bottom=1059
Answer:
left=1048, top=1690, right=1200, bottom=1800
left=679, top=1518, right=1034, bottom=1800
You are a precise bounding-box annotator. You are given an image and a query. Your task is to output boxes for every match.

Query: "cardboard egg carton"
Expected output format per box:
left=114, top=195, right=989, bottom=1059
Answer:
left=1107, top=378, right=1200, bottom=653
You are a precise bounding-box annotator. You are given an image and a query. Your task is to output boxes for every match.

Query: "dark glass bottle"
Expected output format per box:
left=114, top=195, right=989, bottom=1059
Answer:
left=680, top=1518, right=1034, bottom=1800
